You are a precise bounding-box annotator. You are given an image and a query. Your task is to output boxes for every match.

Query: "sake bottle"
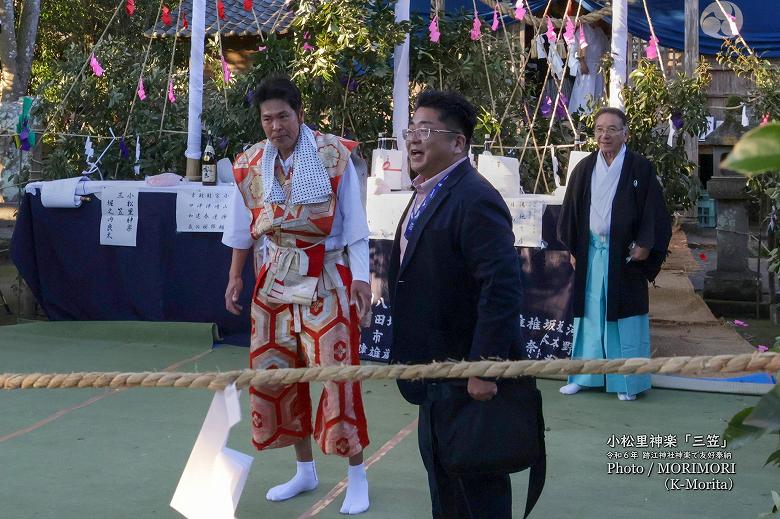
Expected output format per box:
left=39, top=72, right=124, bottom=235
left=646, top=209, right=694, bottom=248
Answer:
left=201, top=131, right=217, bottom=186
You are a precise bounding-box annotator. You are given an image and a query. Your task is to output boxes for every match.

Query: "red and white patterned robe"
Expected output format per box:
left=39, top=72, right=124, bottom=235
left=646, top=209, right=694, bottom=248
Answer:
left=233, top=133, right=369, bottom=457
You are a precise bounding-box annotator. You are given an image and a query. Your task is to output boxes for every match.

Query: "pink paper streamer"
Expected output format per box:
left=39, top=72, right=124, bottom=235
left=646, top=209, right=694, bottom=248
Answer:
left=470, top=11, right=481, bottom=41
left=757, top=345, right=769, bottom=352
left=578, top=26, right=588, bottom=48
left=563, top=17, right=575, bottom=44
left=545, top=16, right=556, bottom=43
left=221, top=55, right=232, bottom=83
left=167, top=81, right=176, bottom=103
left=258, top=45, right=267, bottom=52
left=90, top=54, right=104, bottom=77
left=429, top=16, right=441, bottom=43
left=137, top=77, right=146, bottom=101
left=514, top=1, right=525, bottom=21
left=491, top=7, right=499, bottom=32
left=646, top=35, right=659, bottom=60
left=761, top=114, right=771, bottom=126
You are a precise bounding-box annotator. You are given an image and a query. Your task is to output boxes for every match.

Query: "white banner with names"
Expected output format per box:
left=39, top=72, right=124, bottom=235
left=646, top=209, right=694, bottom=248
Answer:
left=100, top=186, right=139, bottom=247
left=506, top=198, right=546, bottom=248
left=176, top=188, right=232, bottom=233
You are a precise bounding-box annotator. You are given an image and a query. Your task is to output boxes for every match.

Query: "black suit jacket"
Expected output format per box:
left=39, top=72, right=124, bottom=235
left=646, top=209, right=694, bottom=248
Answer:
left=389, top=159, right=523, bottom=404
left=557, top=149, right=672, bottom=321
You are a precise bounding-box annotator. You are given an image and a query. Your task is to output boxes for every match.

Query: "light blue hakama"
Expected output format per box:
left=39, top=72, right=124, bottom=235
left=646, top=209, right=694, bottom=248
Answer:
left=568, top=232, right=651, bottom=396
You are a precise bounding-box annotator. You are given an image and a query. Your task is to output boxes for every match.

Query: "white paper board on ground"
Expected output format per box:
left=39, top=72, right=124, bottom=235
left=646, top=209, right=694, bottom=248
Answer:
left=170, top=384, right=253, bottom=519
left=176, top=188, right=232, bottom=232
left=99, top=186, right=139, bottom=247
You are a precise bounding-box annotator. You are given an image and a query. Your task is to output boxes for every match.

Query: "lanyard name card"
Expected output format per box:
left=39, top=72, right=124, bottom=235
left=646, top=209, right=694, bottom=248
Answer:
left=404, top=174, right=450, bottom=240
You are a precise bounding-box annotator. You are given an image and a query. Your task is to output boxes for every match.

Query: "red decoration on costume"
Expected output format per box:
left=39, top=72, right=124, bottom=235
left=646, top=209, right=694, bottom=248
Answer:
left=182, top=13, right=188, bottom=30
left=244, top=0, right=253, bottom=11
left=699, top=252, right=707, bottom=261
left=125, top=0, right=136, bottom=16
left=218, top=0, right=225, bottom=19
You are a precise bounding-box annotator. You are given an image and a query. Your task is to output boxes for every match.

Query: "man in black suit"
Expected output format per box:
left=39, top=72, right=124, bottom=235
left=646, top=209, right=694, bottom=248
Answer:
left=388, top=90, right=525, bottom=518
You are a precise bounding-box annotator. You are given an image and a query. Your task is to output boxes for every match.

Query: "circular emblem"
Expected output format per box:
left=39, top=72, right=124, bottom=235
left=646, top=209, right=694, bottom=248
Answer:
left=700, top=2, right=743, bottom=39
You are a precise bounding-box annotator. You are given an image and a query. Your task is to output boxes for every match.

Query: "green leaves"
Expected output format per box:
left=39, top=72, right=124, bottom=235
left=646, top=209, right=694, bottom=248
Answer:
left=722, top=123, right=780, bottom=176
left=766, top=449, right=780, bottom=469
left=723, top=385, right=780, bottom=473
left=200, top=2, right=406, bottom=156
left=744, top=383, right=780, bottom=432
left=724, top=406, right=767, bottom=449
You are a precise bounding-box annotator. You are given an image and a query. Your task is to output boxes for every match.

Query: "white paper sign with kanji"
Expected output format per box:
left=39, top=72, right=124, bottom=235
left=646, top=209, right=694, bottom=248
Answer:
left=99, top=187, right=139, bottom=247
left=176, top=189, right=232, bottom=233
left=506, top=198, right=545, bottom=248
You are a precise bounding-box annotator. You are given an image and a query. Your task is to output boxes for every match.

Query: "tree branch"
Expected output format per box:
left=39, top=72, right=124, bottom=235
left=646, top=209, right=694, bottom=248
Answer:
left=16, top=0, right=41, bottom=98
left=0, top=0, right=19, bottom=101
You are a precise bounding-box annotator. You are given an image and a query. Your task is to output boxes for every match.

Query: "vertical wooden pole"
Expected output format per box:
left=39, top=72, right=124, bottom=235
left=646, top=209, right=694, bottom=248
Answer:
left=684, top=0, right=700, bottom=217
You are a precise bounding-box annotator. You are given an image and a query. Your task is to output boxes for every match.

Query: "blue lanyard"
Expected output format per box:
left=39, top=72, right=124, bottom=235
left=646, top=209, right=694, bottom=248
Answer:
left=404, top=174, right=449, bottom=240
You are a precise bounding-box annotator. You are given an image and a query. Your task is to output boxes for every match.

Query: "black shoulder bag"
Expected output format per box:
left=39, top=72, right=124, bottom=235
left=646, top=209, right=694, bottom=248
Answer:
left=432, top=376, right=546, bottom=518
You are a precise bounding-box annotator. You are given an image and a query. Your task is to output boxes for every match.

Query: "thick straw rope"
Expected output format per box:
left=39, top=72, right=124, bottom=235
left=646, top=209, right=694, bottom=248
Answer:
left=1, top=353, right=778, bottom=392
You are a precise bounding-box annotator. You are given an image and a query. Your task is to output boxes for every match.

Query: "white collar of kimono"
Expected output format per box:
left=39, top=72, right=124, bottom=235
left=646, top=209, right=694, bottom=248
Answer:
left=590, top=144, right=627, bottom=224
left=261, top=124, right=333, bottom=205
left=596, top=144, right=627, bottom=173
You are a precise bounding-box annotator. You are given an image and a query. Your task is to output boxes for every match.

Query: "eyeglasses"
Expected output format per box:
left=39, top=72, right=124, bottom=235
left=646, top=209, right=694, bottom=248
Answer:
left=401, top=128, right=463, bottom=141
left=594, top=127, right=626, bottom=136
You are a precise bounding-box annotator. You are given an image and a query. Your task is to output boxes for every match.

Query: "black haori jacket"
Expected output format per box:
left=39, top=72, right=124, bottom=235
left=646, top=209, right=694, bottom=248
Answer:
left=557, top=149, right=672, bottom=322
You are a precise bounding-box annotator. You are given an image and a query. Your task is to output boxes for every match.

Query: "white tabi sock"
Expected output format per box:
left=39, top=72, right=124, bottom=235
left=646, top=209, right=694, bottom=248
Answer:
left=340, top=463, right=369, bottom=515
left=559, top=383, right=583, bottom=395
left=266, top=461, right=318, bottom=502
left=618, top=392, right=637, bottom=401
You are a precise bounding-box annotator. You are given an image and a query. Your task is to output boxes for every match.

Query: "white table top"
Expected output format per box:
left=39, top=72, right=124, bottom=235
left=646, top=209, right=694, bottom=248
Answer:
left=26, top=179, right=235, bottom=197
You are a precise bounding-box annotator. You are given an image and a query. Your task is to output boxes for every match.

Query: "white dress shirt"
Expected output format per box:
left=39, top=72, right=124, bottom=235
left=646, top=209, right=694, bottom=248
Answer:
left=221, top=155, right=370, bottom=283
left=589, top=144, right=626, bottom=237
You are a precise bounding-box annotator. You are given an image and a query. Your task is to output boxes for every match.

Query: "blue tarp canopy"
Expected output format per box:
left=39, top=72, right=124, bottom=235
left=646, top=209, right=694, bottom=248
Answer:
left=411, top=1, right=780, bottom=57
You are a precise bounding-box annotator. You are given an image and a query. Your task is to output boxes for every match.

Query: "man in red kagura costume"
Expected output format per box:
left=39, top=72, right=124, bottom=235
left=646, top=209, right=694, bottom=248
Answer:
left=222, top=76, right=372, bottom=514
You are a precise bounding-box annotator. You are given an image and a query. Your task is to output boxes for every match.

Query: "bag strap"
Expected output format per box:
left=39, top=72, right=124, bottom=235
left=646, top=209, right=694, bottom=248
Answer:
left=523, top=398, right=547, bottom=518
